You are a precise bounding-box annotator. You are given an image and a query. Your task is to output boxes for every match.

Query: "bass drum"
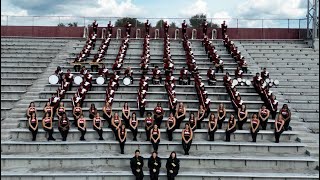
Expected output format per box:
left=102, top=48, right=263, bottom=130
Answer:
left=49, top=75, right=59, bottom=84
left=96, top=76, right=105, bottom=85
left=74, top=76, right=83, bottom=85
left=123, top=76, right=131, bottom=86
left=274, top=79, right=279, bottom=86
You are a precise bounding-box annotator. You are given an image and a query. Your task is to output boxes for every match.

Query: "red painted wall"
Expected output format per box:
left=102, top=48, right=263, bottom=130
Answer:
left=1, top=26, right=307, bottom=39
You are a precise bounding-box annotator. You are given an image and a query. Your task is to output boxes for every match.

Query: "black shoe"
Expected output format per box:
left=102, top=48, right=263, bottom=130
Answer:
left=133, top=138, right=137, bottom=141
left=32, top=138, right=36, bottom=141
left=99, top=137, right=104, bottom=140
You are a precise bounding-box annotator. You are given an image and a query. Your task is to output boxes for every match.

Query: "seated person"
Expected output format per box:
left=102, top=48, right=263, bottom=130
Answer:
left=207, top=67, right=216, bottom=85
left=152, top=66, right=162, bottom=84
left=179, top=67, right=190, bottom=85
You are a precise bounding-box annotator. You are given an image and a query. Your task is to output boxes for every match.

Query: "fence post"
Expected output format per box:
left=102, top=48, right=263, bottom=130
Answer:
left=262, top=19, right=264, bottom=39
left=6, top=15, right=8, bottom=26
left=83, top=17, right=86, bottom=27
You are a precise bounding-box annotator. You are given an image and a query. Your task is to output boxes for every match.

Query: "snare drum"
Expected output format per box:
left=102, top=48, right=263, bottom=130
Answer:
left=96, top=76, right=105, bottom=85
left=273, top=80, right=279, bottom=86
left=49, top=75, right=59, bottom=84
left=74, top=76, right=83, bottom=85
left=232, top=79, right=238, bottom=86
left=123, top=76, right=131, bottom=86
left=266, top=78, right=270, bottom=83
left=237, top=78, right=242, bottom=83
left=245, top=80, right=251, bottom=86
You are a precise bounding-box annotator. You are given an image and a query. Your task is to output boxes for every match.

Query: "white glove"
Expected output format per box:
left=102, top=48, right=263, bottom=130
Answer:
left=136, top=169, right=140, bottom=172
left=137, top=162, right=141, bottom=165
left=153, top=169, right=156, bottom=172
left=170, top=170, right=173, bottom=173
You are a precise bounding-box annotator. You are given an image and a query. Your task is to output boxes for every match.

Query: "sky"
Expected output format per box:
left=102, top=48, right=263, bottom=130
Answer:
left=1, top=0, right=310, bottom=28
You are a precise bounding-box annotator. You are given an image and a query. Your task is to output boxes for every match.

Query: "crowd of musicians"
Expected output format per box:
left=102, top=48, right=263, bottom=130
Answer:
left=27, top=20, right=294, bottom=180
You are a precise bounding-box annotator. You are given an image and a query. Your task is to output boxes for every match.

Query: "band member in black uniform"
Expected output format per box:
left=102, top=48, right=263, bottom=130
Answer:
left=182, top=123, right=193, bottom=155
left=118, top=124, right=127, bottom=154
left=202, top=19, right=208, bottom=36
left=89, top=103, right=97, bottom=119
left=56, top=102, right=65, bottom=120
left=221, top=21, right=227, bottom=37
left=111, top=112, right=122, bottom=140
left=164, top=21, right=169, bottom=35
left=166, top=112, right=176, bottom=141
left=217, top=103, right=226, bottom=129
left=107, top=21, right=113, bottom=35
left=274, top=114, right=285, bottom=143
left=166, top=151, right=180, bottom=180
left=92, top=20, right=98, bottom=34
left=42, top=112, right=55, bottom=141
left=28, top=113, right=38, bottom=141
left=102, top=102, right=112, bottom=128
left=27, top=102, right=37, bottom=119
left=73, top=102, right=82, bottom=126
left=279, top=104, right=292, bottom=131
left=129, top=112, right=139, bottom=141
left=125, top=21, right=132, bottom=37
left=150, top=124, right=161, bottom=152
left=225, top=114, right=237, bottom=142
left=148, top=151, right=161, bottom=180
left=237, top=104, right=248, bottom=130
left=124, top=66, right=134, bottom=83
left=208, top=112, right=218, bottom=141
left=250, top=114, right=260, bottom=142
left=154, top=102, right=164, bottom=128
left=268, top=94, right=278, bottom=119
left=258, top=105, right=270, bottom=130
left=130, top=149, right=144, bottom=180
left=58, top=113, right=70, bottom=141
left=175, top=102, right=186, bottom=129
left=182, top=20, right=187, bottom=36
left=196, top=105, right=205, bottom=129
left=54, top=66, right=63, bottom=84
left=122, top=102, right=131, bottom=128
left=188, top=112, right=197, bottom=131
left=77, top=114, right=86, bottom=141
left=145, top=19, right=151, bottom=35
left=145, top=112, right=154, bottom=141
left=93, top=113, right=104, bottom=140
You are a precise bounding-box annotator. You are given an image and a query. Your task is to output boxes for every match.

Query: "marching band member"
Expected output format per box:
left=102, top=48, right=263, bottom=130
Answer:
left=207, top=67, right=216, bottom=85
left=43, top=102, right=53, bottom=119
left=196, top=105, right=206, bottom=129
left=56, top=87, right=66, bottom=99
left=125, top=21, right=132, bottom=37
left=98, top=64, right=109, bottom=78
left=181, top=20, right=187, bottom=36
left=239, top=58, right=248, bottom=73
left=221, top=20, right=228, bottom=37
left=175, top=102, right=186, bottom=129
left=124, top=66, right=133, bottom=83
left=111, top=112, right=122, bottom=140
left=225, top=114, right=237, bottom=142
left=93, top=113, right=104, bottom=140
left=250, top=114, right=260, bottom=142
left=208, top=112, right=218, bottom=141
left=152, top=66, right=162, bottom=84
left=56, top=102, right=66, bottom=120
left=258, top=105, right=270, bottom=130
left=102, top=102, right=112, bottom=128
left=150, top=124, right=161, bottom=152
left=28, top=113, right=38, bottom=141
left=274, top=114, right=285, bottom=143
left=130, top=150, right=144, bottom=180
left=163, top=21, right=169, bottom=34
left=145, top=112, right=154, bottom=141
left=58, top=113, right=70, bottom=141
left=202, top=19, right=208, bottom=36
left=122, top=102, right=131, bottom=128
left=117, top=124, right=127, bottom=154
left=27, top=102, right=36, bottom=119
left=129, top=112, right=138, bottom=141
left=279, top=104, right=292, bottom=131
left=217, top=103, right=227, bottom=129
left=181, top=123, right=193, bottom=155
left=237, top=104, right=248, bottom=130
left=188, top=112, right=197, bottom=131
left=235, top=66, right=243, bottom=78
left=145, top=19, right=151, bottom=35
left=107, top=21, right=113, bottom=35
left=92, top=20, right=98, bottom=34
left=261, top=68, right=269, bottom=80
left=166, top=151, right=180, bottom=180
left=137, top=93, right=147, bottom=117
left=49, top=94, right=60, bottom=111
left=154, top=102, right=164, bottom=128
left=166, top=112, right=176, bottom=141
left=148, top=151, right=161, bottom=180
left=268, top=94, right=278, bottom=119
left=215, top=58, right=224, bottom=73
left=54, top=66, right=63, bottom=84
left=179, top=67, right=190, bottom=85
left=73, top=102, right=82, bottom=126
left=42, top=112, right=56, bottom=141
left=77, top=114, right=86, bottom=141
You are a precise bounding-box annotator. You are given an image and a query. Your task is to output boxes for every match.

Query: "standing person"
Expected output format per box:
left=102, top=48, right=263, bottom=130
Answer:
left=125, top=21, right=132, bottom=37
left=145, top=19, right=151, bottom=35
left=148, top=151, right=161, bottom=180
left=77, top=114, right=87, bottom=141
left=145, top=112, right=154, bottom=141
left=58, top=113, right=70, bottom=141
left=92, top=19, right=98, bottom=34
left=73, top=103, right=82, bottom=126
left=221, top=21, right=227, bottom=37
left=175, top=102, right=186, bottom=129
left=217, top=103, right=226, bottom=129
left=27, top=102, right=37, bottom=119
left=150, top=125, right=161, bottom=152
left=42, top=112, right=55, bottom=141
left=154, top=102, right=164, bottom=128
left=129, top=112, right=139, bottom=141
left=93, top=113, right=104, bottom=140
left=103, top=102, right=112, bottom=128
left=89, top=103, right=97, bottom=119
left=202, top=19, right=208, bottom=36
left=181, top=123, right=193, bottom=155
left=258, top=105, right=270, bottom=130
left=279, top=104, right=292, bottom=131
left=250, top=114, right=260, bottom=142
left=225, top=114, right=237, bottom=142
left=166, top=151, right=180, bottom=180
left=274, top=114, right=285, bottom=143
left=130, top=150, right=144, bottom=180
left=117, top=124, right=127, bottom=154
left=107, top=21, right=113, bottom=35
left=181, top=20, right=187, bottom=36
left=111, top=112, right=122, bottom=140
left=196, top=105, right=206, bottom=129
left=122, top=102, right=131, bottom=128
left=237, top=104, right=248, bottom=130
left=163, top=21, right=169, bottom=35
left=56, top=102, right=65, bottom=120
left=188, top=112, right=197, bottom=131
left=166, top=112, right=176, bottom=141
left=208, top=112, right=218, bottom=141
left=28, top=113, right=38, bottom=141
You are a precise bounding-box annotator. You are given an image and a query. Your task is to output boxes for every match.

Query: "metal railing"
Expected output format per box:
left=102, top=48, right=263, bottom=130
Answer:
left=1, top=15, right=308, bottom=29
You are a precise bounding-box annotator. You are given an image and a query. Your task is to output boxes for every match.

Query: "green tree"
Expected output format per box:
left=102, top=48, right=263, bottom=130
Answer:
left=155, top=19, right=164, bottom=28
left=57, top=23, right=65, bottom=27
left=189, top=14, right=218, bottom=28
left=68, top=22, right=78, bottom=27
left=170, top=22, right=177, bottom=28
left=115, top=17, right=144, bottom=27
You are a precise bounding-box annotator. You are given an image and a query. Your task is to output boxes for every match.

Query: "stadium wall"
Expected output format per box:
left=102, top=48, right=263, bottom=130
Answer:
left=1, top=26, right=307, bottom=39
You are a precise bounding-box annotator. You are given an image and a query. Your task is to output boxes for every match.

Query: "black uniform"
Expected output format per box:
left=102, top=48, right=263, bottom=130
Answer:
left=58, top=117, right=69, bottom=141
left=93, top=117, right=103, bottom=140
left=166, top=157, right=180, bottom=180
left=182, top=129, right=192, bottom=155
left=130, top=155, right=144, bottom=180
left=151, top=129, right=160, bottom=152
left=118, top=128, right=126, bottom=154
left=148, top=156, right=161, bottom=180
left=208, top=119, right=218, bottom=141
left=29, top=117, right=38, bottom=141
